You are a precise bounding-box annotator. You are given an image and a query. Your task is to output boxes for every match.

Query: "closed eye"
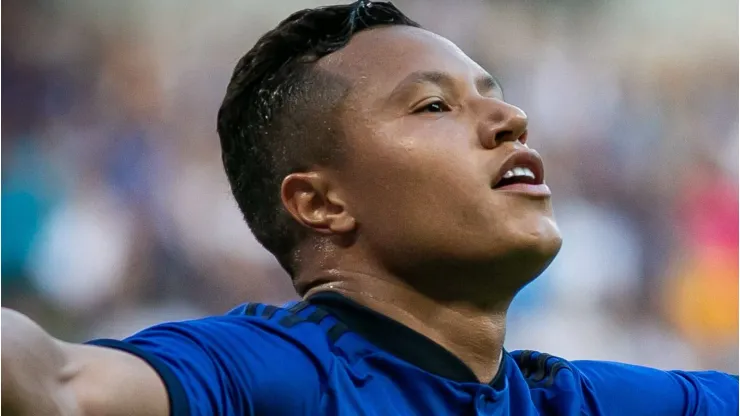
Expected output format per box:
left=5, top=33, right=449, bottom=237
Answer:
left=413, top=99, right=451, bottom=114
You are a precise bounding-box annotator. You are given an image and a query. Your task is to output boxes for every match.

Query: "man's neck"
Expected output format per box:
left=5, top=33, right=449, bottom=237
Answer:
left=302, top=271, right=509, bottom=383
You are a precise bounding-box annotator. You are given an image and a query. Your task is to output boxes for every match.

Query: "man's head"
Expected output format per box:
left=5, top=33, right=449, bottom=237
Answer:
left=218, top=1, right=562, bottom=297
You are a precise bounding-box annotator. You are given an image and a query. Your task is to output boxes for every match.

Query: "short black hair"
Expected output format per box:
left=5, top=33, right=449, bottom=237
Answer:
left=217, top=1, right=420, bottom=277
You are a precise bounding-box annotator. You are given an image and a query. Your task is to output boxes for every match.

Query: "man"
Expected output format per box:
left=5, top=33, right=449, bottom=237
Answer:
left=2, top=1, right=737, bottom=415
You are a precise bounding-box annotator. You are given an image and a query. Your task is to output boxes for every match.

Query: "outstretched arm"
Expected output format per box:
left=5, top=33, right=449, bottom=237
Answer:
left=573, top=359, right=739, bottom=416
left=2, top=308, right=170, bottom=416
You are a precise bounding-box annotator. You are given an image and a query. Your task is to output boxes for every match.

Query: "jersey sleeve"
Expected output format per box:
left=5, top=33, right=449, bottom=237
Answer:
left=572, top=360, right=739, bottom=416
left=87, top=315, right=322, bottom=416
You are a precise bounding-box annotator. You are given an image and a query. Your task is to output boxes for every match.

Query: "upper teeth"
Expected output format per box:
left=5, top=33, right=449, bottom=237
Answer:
left=503, top=167, right=536, bottom=179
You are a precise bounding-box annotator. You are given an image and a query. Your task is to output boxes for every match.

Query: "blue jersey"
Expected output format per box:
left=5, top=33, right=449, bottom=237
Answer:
left=89, top=292, right=739, bottom=415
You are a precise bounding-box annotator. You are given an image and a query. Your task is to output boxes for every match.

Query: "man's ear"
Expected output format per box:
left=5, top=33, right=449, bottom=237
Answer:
left=281, top=172, right=356, bottom=234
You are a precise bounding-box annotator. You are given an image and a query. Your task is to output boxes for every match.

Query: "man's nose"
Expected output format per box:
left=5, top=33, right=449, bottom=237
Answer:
left=478, top=100, right=528, bottom=149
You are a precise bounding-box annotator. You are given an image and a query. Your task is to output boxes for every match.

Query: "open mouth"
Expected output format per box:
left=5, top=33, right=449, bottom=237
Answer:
left=491, top=150, right=545, bottom=189
left=492, top=167, right=539, bottom=188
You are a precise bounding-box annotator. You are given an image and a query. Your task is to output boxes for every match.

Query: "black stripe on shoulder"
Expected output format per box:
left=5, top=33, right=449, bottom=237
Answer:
left=305, top=308, right=330, bottom=325
left=278, top=301, right=313, bottom=328
left=543, top=361, right=569, bottom=388
left=518, top=350, right=535, bottom=378
left=288, top=302, right=310, bottom=314
left=278, top=313, right=305, bottom=328
left=244, top=303, right=259, bottom=316
left=258, top=301, right=330, bottom=329
left=261, top=305, right=278, bottom=320
left=531, top=353, right=550, bottom=382
left=327, top=321, right=350, bottom=343
left=515, top=350, right=570, bottom=387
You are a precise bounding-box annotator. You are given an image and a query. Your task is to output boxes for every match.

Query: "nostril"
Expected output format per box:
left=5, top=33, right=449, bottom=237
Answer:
left=518, top=130, right=528, bottom=144
left=495, top=129, right=527, bottom=145
left=494, top=129, right=526, bottom=145
left=495, top=130, right=513, bottom=143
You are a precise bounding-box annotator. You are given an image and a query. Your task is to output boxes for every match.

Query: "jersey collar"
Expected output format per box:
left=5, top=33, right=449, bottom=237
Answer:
left=307, top=290, right=506, bottom=389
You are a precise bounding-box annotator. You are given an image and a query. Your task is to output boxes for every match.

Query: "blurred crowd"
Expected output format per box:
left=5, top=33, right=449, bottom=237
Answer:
left=2, top=0, right=737, bottom=372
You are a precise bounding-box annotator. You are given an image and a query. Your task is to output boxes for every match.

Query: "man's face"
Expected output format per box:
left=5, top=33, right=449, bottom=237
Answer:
left=318, top=26, right=562, bottom=287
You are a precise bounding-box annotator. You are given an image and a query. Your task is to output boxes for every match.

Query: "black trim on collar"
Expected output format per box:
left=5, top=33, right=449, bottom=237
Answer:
left=307, top=291, right=506, bottom=389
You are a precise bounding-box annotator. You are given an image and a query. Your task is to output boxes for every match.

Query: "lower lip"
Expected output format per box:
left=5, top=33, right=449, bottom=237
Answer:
left=493, top=183, right=551, bottom=197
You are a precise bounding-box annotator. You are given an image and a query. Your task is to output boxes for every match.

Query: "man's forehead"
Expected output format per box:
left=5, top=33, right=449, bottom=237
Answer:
left=316, top=25, right=485, bottom=91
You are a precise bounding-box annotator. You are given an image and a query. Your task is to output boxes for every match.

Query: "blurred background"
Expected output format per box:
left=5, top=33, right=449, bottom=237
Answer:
left=2, top=0, right=737, bottom=372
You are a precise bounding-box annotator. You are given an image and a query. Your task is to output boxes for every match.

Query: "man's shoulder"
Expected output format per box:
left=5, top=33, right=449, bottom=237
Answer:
left=509, top=349, right=740, bottom=415
left=131, top=300, right=335, bottom=348
left=508, top=349, right=578, bottom=388
left=90, top=300, right=340, bottom=368
left=88, top=301, right=339, bottom=414
left=507, top=349, right=667, bottom=387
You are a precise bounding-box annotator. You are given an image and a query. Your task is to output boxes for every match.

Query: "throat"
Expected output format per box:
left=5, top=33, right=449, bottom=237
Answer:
left=427, top=309, right=507, bottom=383
left=304, top=276, right=508, bottom=384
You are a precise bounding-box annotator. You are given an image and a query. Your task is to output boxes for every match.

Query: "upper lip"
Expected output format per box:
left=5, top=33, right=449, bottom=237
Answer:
left=491, top=148, right=546, bottom=188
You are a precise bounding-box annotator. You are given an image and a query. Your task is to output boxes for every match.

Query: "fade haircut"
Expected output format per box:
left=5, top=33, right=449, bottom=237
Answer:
left=217, top=1, right=420, bottom=276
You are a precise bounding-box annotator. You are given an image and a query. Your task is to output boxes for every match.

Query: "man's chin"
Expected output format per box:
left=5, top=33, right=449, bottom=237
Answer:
left=514, top=216, right=562, bottom=260
left=478, top=231, right=563, bottom=292
left=516, top=230, right=562, bottom=273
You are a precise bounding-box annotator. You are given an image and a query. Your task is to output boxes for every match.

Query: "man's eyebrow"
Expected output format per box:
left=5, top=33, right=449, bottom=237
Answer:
left=476, top=73, right=504, bottom=97
left=387, top=70, right=455, bottom=100
left=387, top=70, right=504, bottom=100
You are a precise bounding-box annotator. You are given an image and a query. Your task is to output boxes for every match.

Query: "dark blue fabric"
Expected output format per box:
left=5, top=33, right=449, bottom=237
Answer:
left=90, top=301, right=740, bottom=415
